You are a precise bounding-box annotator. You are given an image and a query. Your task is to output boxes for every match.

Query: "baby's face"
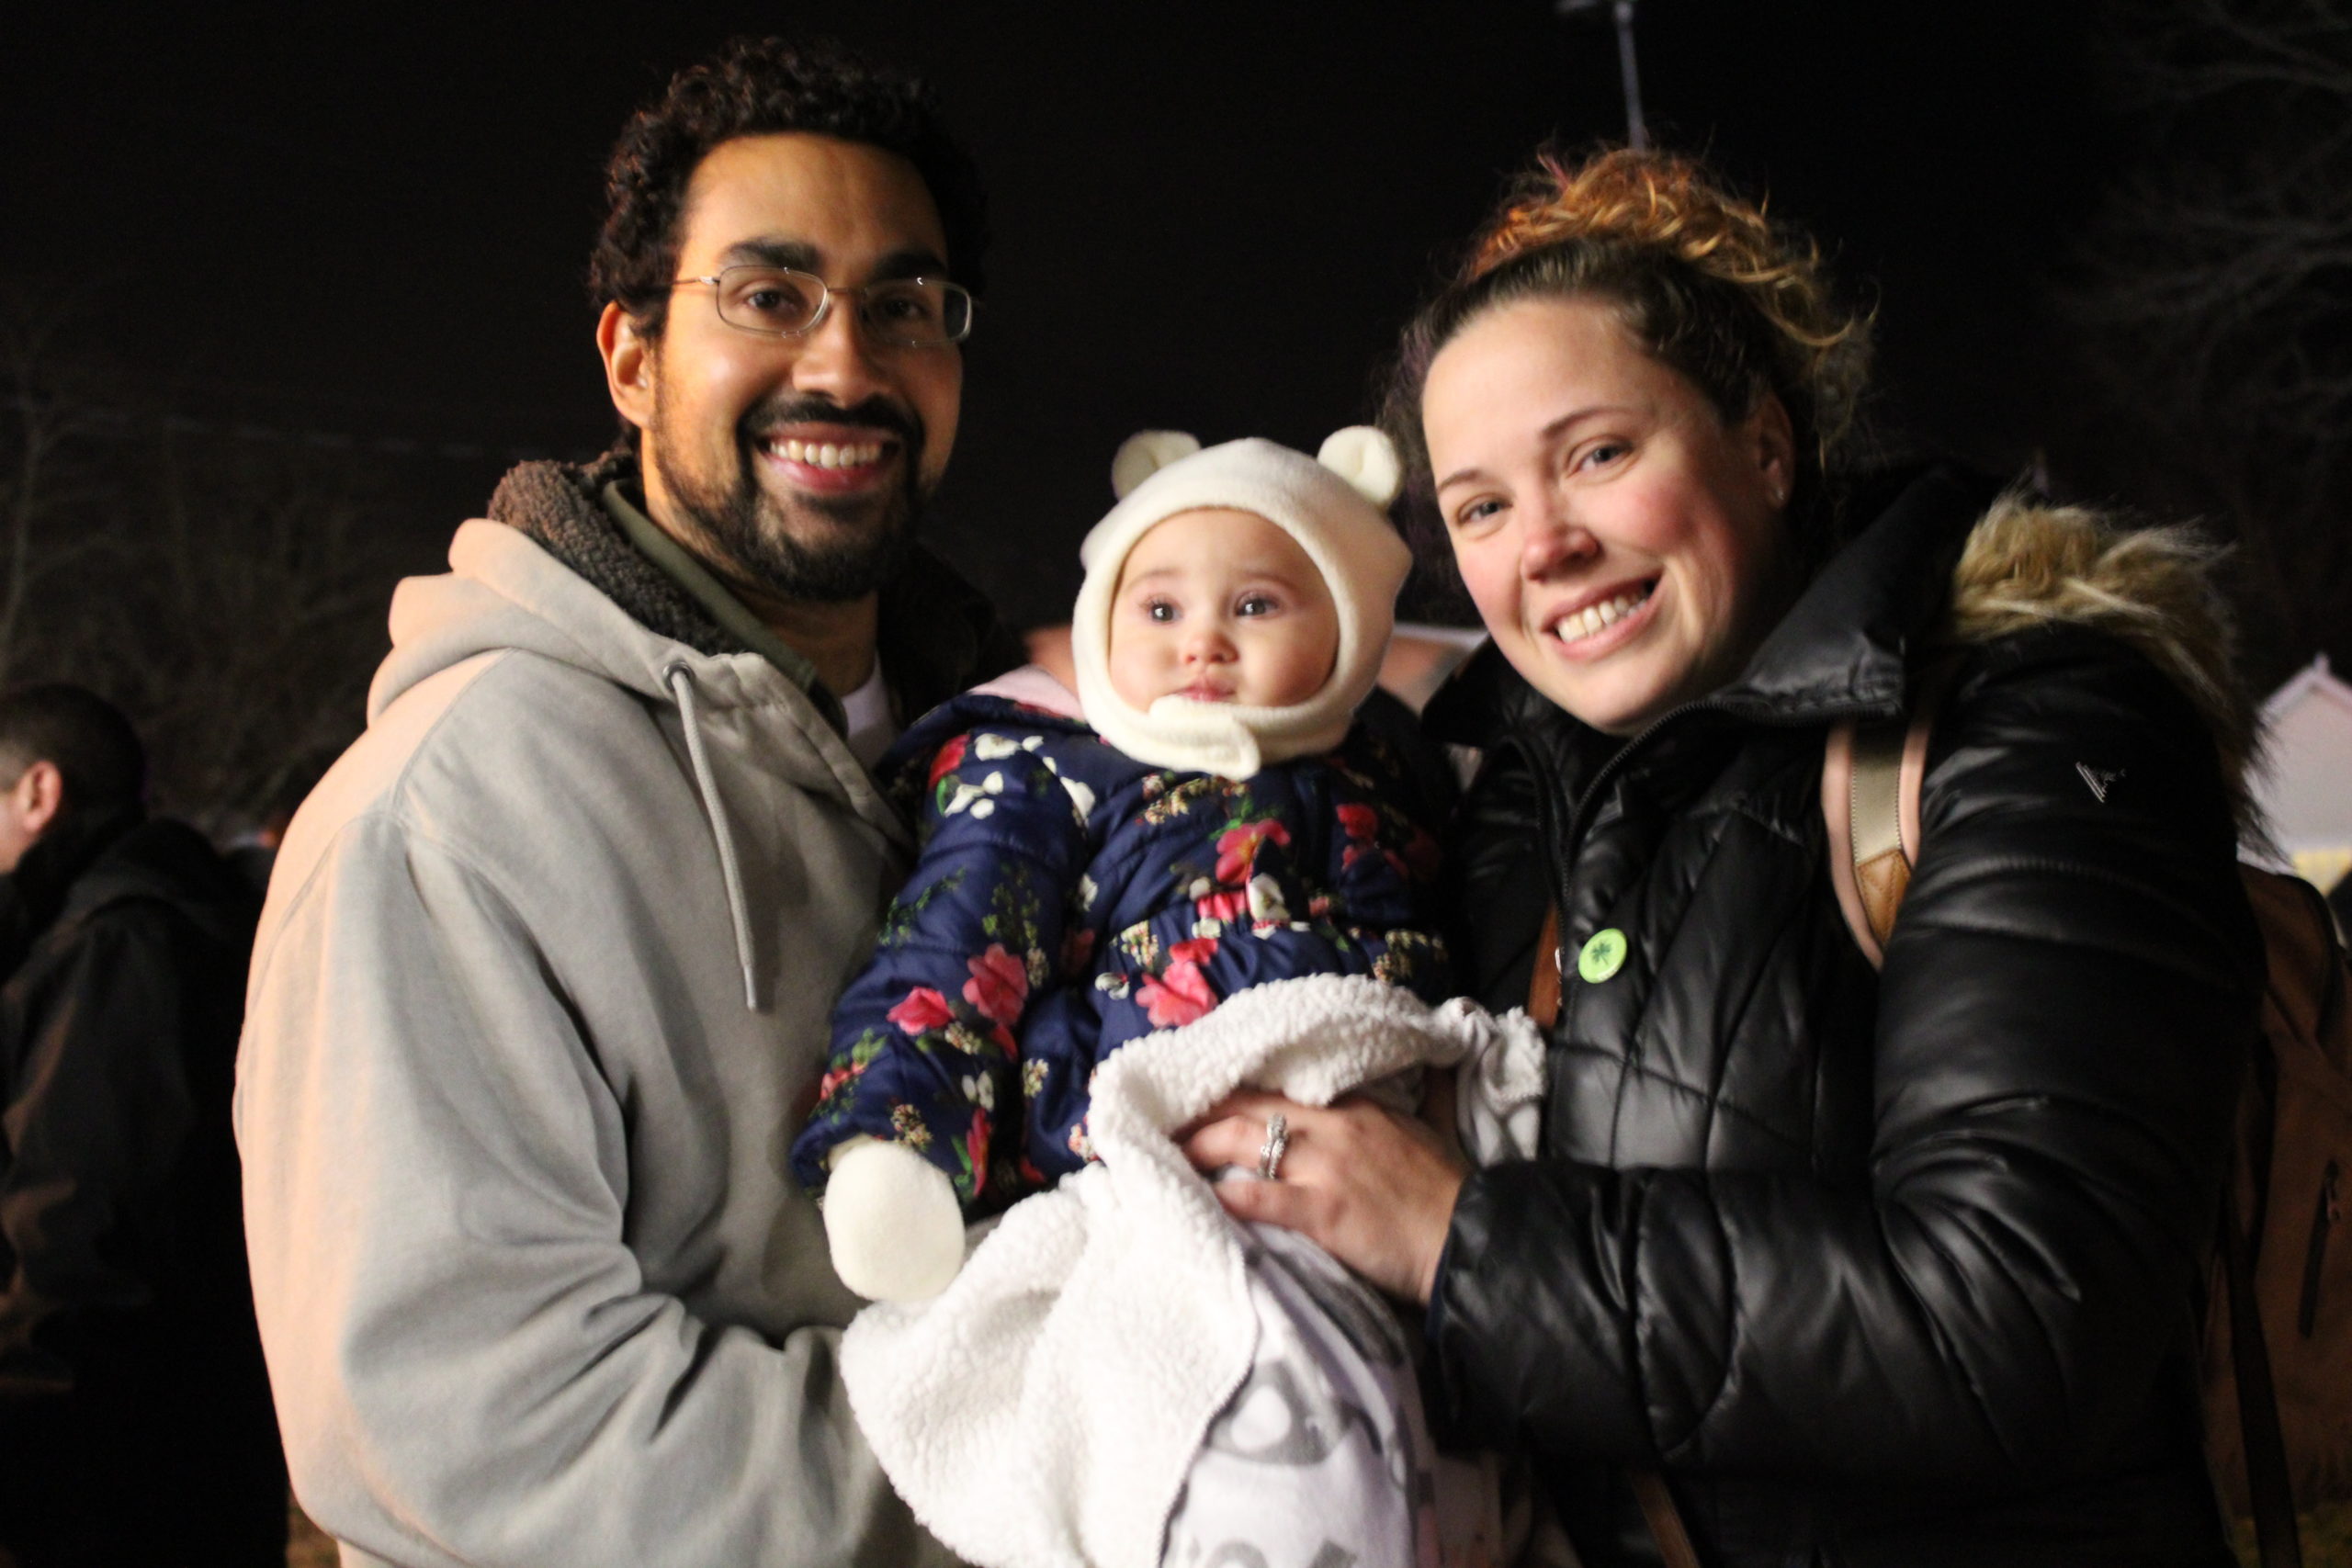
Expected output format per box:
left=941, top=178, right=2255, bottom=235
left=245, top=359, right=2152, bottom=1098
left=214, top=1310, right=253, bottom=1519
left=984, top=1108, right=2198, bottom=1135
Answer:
left=1106, top=508, right=1339, bottom=710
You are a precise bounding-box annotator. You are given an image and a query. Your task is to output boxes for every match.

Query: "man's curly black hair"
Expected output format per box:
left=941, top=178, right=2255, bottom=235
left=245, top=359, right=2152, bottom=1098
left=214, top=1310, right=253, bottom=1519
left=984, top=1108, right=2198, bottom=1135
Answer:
left=589, top=37, right=989, bottom=339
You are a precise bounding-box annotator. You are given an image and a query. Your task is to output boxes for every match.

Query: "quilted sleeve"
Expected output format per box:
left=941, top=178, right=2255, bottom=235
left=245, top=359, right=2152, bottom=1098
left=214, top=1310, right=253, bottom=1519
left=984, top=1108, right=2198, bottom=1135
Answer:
left=789, top=728, right=1094, bottom=1207
left=1430, top=628, right=2264, bottom=1487
left=1320, top=732, right=1453, bottom=1004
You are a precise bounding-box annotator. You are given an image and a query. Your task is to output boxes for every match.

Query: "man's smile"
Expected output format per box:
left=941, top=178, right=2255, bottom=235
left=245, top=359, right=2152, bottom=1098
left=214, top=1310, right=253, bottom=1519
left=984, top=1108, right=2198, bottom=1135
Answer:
left=753, top=421, right=903, bottom=495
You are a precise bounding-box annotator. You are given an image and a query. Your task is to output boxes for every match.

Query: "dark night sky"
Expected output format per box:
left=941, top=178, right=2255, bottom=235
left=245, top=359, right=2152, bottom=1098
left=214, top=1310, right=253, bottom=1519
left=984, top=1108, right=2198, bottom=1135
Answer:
left=6, top=1, right=2120, bottom=630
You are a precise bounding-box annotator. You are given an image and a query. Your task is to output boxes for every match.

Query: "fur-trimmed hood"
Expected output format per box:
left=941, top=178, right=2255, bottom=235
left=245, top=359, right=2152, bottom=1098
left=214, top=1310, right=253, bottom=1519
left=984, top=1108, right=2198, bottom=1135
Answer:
left=1939, top=493, right=2256, bottom=827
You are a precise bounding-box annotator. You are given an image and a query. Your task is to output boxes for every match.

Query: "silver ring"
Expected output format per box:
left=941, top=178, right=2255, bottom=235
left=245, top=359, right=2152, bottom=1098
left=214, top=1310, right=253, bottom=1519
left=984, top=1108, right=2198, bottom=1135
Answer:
left=1257, top=1112, right=1289, bottom=1181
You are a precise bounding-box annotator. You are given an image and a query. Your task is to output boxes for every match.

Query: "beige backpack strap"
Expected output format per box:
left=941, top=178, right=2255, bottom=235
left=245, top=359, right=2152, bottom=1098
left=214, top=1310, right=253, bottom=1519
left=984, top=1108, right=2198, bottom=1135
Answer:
left=1823, top=674, right=1946, bottom=969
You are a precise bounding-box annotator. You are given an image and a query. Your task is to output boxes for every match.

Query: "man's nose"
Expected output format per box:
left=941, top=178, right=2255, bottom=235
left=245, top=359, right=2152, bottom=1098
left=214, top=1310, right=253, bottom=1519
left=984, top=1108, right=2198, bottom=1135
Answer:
left=788, top=298, right=892, bottom=406
left=1521, top=501, right=1601, bottom=580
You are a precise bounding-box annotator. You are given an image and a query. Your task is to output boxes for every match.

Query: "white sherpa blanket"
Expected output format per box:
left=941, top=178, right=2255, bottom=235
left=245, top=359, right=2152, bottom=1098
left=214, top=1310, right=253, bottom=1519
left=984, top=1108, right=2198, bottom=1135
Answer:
left=839, top=974, right=1546, bottom=1568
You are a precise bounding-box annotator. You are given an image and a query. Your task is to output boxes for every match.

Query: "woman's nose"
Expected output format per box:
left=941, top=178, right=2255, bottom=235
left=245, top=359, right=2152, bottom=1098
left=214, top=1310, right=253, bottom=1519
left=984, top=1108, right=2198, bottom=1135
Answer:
left=1520, top=502, right=1600, bottom=580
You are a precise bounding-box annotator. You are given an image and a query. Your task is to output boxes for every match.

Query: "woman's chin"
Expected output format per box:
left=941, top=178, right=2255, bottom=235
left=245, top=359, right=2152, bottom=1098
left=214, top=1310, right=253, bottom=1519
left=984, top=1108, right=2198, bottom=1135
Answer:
left=1506, top=635, right=1682, bottom=734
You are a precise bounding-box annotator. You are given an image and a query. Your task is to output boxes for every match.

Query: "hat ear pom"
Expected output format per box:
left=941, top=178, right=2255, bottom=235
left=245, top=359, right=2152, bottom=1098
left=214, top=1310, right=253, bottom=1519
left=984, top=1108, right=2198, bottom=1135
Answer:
left=1110, top=431, right=1203, bottom=499
left=1316, top=426, right=1401, bottom=507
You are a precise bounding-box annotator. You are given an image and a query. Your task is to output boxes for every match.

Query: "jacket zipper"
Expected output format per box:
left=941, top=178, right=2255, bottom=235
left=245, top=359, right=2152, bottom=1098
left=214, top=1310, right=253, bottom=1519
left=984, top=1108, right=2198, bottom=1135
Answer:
left=2301, top=1158, right=2343, bottom=1339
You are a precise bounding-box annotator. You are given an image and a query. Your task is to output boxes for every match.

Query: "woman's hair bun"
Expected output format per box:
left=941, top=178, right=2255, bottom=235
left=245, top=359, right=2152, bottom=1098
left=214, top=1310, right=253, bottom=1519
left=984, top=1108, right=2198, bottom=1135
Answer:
left=1472, top=148, right=1851, bottom=355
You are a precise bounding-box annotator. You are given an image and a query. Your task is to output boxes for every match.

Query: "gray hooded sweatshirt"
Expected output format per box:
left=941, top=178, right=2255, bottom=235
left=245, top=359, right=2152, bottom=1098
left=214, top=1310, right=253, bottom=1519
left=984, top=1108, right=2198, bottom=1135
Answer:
left=236, top=513, right=977, bottom=1568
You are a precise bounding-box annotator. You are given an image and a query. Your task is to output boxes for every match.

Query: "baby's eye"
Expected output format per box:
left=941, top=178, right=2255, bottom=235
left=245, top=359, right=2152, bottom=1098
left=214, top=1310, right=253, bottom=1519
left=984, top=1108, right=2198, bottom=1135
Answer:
left=1236, top=592, right=1282, bottom=617
left=1143, top=599, right=1179, bottom=624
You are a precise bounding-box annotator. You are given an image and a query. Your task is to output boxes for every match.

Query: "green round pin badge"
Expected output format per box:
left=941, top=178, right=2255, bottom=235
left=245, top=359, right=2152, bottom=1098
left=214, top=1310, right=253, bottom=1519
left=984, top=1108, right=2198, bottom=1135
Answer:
left=1577, top=927, right=1628, bottom=984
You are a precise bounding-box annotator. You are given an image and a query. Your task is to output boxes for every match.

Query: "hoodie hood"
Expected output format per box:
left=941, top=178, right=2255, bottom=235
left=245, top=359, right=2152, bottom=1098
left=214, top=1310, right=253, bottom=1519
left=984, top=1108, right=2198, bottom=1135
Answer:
left=368, top=521, right=801, bottom=724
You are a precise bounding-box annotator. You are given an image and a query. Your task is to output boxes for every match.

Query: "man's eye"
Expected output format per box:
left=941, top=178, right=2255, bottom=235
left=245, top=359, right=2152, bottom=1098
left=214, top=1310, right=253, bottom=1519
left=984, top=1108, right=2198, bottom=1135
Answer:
left=731, top=274, right=819, bottom=324
left=870, top=293, right=933, bottom=323
left=864, top=285, right=944, bottom=330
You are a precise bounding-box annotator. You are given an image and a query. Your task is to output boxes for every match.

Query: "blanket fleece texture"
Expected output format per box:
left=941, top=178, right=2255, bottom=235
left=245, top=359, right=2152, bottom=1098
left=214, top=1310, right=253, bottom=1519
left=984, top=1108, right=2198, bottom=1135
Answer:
left=840, top=974, right=1545, bottom=1568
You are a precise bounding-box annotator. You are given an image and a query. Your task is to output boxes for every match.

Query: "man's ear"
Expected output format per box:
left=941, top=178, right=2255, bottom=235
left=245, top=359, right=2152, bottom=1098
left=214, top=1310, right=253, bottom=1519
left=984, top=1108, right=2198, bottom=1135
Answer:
left=597, top=302, right=657, bottom=434
left=14, top=760, right=64, bottom=840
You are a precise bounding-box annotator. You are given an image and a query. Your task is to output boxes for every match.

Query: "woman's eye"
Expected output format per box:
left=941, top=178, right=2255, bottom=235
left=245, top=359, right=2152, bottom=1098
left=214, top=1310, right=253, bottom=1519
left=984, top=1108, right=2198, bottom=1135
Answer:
left=1578, top=440, right=1631, bottom=470
left=1453, top=497, right=1506, bottom=531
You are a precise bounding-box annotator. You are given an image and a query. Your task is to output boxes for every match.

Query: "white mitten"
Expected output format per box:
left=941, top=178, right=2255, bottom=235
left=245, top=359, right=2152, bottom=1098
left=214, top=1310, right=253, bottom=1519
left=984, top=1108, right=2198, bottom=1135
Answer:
left=822, top=1137, right=966, bottom=1302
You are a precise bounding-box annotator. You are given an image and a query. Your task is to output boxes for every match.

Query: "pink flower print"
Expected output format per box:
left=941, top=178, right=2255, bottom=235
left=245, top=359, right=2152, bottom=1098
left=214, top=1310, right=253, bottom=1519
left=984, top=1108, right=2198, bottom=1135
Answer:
left=887, top=987, right=954, bottom=1035
left=1214, top=820, right=1292, bottom=886
left=967, top=1110, right=990, bottom=1197
left=1335, top=803, right=1379, bottom=842
left=926, top=734, right=970, bottom=786
left=963, top=943, right=1030, bottom=1026
left=814, top=1061, right=865, bottom=1107
left=1137, top=957, right=1216, bottom=1029
left=1170, top=935, right=1220, bottom=965
left=1194, top=888, right=1250, bottom=924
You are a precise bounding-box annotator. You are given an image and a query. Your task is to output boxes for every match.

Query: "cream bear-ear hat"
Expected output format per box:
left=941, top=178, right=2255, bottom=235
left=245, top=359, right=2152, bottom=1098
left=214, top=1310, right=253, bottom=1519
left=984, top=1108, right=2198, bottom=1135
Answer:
left=1069, top=426, right=1412, bottom=780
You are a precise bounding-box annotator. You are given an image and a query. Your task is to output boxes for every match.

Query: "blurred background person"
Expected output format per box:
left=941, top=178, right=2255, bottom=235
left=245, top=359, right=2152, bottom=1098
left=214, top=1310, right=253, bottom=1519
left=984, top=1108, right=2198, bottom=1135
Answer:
left=0, top=683, right=282, bottom=1568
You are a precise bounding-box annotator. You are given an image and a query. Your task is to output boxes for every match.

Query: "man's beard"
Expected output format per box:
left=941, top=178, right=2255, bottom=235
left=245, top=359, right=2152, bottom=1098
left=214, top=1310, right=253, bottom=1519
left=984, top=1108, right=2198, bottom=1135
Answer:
left=651, top=392, right=928, bottom=604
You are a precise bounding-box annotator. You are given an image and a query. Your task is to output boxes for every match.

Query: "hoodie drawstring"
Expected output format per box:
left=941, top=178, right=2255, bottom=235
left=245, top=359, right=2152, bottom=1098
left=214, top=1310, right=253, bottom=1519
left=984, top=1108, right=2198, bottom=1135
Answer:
left=663, top=662, right=760, bottom=1011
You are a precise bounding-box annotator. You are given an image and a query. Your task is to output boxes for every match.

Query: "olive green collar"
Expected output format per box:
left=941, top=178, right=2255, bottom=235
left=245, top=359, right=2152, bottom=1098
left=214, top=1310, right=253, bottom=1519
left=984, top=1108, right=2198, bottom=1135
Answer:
left=599, top=481, right=824, bottom=695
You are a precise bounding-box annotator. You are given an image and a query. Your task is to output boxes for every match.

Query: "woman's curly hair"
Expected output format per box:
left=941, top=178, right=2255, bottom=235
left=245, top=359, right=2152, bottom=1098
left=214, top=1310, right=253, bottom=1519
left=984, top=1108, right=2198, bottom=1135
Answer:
left=1383, top=148, right=1873, bottom=570
left=588, top=36, right=989, bottom=339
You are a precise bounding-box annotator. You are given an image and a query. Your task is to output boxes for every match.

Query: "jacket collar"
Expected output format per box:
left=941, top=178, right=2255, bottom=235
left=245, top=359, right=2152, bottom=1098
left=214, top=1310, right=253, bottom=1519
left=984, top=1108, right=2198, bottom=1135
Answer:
left=1709, top=464, right=1998, bottom=725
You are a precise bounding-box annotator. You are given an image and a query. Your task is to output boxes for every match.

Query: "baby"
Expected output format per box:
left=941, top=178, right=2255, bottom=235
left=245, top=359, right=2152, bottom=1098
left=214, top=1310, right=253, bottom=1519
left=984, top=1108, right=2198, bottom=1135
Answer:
left=791, top=428, right=1501, bottom=1568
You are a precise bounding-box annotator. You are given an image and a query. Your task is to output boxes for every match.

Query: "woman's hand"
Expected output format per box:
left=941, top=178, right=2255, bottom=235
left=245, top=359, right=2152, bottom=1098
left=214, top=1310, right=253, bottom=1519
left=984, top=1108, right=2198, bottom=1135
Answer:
left=1181, top=1089, right=1469, bottom=1305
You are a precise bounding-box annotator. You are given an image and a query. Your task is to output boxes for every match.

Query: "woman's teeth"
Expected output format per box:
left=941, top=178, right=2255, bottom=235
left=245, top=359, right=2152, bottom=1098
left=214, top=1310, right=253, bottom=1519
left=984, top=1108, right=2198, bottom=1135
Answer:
left=771, top=438, right=886, bottom=469
left=1555, top=584, right=1652, bottom=643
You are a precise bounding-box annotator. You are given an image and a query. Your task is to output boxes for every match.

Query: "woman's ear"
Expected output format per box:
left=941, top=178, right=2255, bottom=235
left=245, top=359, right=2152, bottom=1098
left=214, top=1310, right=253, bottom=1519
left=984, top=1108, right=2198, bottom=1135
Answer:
left=1748, top=393, right=1797, bottom=509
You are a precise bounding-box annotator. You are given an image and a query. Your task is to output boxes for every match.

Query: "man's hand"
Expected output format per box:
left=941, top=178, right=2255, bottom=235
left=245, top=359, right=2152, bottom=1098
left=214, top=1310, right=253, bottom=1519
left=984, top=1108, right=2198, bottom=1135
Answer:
left=1181, top=1089, right=1468, bottom=1305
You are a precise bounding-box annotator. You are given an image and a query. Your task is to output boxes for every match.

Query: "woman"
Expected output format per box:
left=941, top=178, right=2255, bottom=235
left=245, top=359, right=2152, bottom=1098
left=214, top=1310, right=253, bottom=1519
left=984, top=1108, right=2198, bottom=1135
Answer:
left=1185, top=148, right=2266, bottom=1567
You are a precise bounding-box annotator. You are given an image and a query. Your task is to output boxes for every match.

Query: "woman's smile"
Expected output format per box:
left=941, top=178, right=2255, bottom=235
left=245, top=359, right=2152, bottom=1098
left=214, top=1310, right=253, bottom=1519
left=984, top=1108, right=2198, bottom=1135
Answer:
left=1422, top=295, right=1794, bottom=734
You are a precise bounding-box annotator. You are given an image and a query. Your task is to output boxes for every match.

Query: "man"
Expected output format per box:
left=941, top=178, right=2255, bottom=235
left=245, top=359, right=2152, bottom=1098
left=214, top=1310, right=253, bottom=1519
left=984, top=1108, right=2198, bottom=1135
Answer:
left=236, top=38, right=1019, bottom=1567
left=0, top=684, right=283, bottom=1566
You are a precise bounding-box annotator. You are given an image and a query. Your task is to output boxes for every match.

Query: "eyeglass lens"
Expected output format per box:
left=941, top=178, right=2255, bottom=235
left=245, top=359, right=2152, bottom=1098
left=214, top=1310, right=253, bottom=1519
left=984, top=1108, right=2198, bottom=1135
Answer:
left=713, top=266, right=970, bottom=344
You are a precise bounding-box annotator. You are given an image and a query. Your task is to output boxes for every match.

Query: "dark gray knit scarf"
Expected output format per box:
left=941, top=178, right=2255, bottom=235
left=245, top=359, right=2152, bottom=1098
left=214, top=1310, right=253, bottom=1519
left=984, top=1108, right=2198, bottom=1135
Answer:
left=485, top=446, right=748, bottom=659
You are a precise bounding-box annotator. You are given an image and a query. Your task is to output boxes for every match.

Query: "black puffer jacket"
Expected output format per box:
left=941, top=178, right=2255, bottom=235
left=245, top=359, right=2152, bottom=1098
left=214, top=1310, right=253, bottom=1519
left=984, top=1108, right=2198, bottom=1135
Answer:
left=1424, top=467, right=2264, bottom=1568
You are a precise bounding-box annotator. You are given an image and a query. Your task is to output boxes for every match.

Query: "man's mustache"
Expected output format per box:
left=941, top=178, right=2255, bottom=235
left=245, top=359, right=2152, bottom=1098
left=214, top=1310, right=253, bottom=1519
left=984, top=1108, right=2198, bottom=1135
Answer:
left=743, top=395, right=922, bottom=446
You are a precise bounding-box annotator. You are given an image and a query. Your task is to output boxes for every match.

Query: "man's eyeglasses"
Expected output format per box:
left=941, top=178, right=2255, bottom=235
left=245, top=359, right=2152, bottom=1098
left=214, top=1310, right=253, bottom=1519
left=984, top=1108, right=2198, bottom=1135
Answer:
left=670, top=266, right=974, bottom=347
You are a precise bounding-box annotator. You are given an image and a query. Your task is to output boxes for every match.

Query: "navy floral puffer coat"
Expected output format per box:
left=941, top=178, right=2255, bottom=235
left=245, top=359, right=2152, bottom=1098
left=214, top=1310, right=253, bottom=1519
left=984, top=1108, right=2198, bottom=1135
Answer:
left=789, top=691, right=1451, bottom=1208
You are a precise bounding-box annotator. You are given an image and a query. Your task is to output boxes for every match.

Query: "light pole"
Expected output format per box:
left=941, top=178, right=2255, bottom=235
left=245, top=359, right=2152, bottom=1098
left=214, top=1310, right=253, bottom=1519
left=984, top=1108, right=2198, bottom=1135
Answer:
left=1557, top=0, right=1649, bottom=150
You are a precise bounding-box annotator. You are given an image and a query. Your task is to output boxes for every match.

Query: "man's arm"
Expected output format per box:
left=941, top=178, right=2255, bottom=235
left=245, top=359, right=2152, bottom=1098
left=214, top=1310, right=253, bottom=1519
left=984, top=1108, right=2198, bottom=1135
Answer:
left=237, top=813, right=957, bottom=1568
left=0, top=906, right=197, bottom=1393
